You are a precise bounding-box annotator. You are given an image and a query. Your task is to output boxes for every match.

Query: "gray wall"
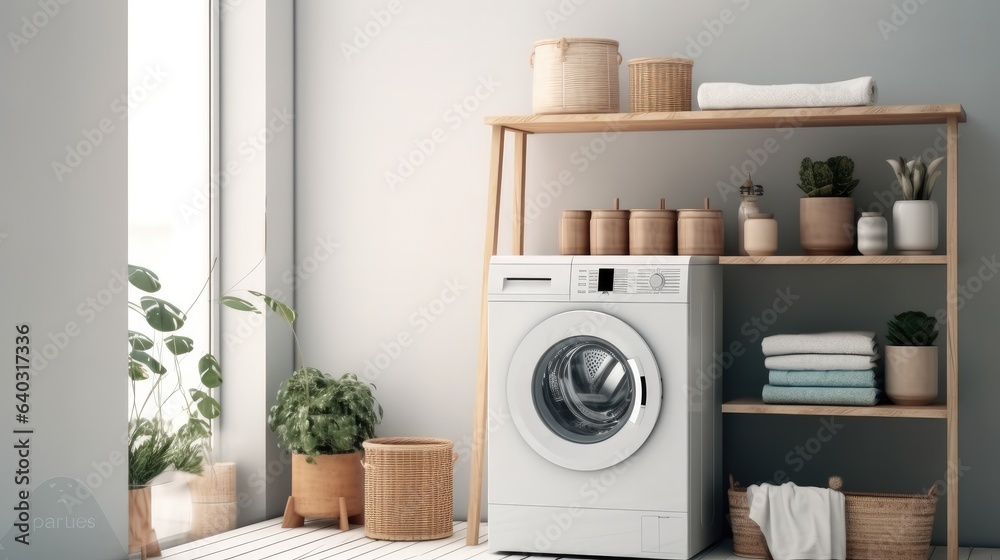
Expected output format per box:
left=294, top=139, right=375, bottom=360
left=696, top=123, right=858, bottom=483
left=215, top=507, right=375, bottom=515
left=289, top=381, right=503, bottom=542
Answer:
left=0, top=0, right=127, bottom=557
left=294, top=0, right=1000, bottom=545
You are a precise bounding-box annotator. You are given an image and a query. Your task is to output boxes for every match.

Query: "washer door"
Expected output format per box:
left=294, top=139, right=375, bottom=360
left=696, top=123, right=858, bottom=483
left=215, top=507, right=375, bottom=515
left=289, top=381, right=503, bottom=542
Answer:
left=507, top=310, right=662, bottom=471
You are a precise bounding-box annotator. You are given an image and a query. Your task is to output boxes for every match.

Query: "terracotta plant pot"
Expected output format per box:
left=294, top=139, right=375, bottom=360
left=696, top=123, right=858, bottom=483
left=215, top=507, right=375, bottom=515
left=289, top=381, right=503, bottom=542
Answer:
left=799, top=197, right=855, bottom=255
left=885, top=345, right=938, bottom=405
left=282, top=451, right=365, bottom=529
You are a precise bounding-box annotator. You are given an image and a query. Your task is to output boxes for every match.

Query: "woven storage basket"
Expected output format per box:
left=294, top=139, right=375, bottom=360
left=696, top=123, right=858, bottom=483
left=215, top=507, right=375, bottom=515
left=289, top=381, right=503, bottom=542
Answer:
left=728, top=476, right=938, bottom=560
left=363, top=437, right=455, bottom=541
left=628, top=57, right=693, bottom=112
left=531, top=37, right=621, bottom=114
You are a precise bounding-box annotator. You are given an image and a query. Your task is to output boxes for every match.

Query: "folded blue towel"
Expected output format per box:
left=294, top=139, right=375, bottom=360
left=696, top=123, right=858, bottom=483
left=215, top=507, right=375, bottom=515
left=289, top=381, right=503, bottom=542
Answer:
left=769, top=370, right=879, bottom=388
left=762, top=385, right=883, bottom=406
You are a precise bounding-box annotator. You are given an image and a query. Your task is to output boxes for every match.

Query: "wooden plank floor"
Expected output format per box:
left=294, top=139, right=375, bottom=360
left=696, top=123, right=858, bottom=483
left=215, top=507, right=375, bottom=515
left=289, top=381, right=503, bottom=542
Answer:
left=160, top=521, right=995, bottom=560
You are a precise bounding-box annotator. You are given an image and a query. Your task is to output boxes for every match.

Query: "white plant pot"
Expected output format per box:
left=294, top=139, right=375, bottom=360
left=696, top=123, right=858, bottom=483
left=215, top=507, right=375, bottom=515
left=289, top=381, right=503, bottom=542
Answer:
left=885, top=345, right=938, bottom=406
left=892, top=200, right=938, bottom=254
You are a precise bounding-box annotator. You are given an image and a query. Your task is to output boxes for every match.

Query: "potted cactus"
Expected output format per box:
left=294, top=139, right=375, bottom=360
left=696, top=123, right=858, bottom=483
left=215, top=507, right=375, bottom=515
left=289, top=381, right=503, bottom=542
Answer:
left=886, top=155, right=945, bottom=254
left=884, top=311, right=939, bottom=405
left=797, top=156, right=860, bottom=255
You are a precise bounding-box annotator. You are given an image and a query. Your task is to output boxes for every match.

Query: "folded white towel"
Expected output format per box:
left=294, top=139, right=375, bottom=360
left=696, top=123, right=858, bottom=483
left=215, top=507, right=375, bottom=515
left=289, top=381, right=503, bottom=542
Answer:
left=747, top=482, right=846, bottom=560
left=765, top=353, right=879, bottom=371
left=697, top=76, right=877, bottom=110
left=762, top=331, right=878, bottom=357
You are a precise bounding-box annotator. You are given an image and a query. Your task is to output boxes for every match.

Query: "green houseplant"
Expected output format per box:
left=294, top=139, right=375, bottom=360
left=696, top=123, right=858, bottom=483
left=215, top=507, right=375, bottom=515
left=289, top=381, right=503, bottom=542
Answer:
left=797, top=155, right=860, bottom=255
left=267, top=366, right=382, bottom=529
left=886, top=155, right=945, bottom=254
left=884, top=311, right=940, bottom=406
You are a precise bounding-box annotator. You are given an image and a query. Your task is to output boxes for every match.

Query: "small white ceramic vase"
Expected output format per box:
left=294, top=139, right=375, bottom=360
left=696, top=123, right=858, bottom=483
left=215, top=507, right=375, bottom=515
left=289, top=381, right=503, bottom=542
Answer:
left=893, top=200, right=938, bottom=254
left=857, top=212, right=888, bottom=256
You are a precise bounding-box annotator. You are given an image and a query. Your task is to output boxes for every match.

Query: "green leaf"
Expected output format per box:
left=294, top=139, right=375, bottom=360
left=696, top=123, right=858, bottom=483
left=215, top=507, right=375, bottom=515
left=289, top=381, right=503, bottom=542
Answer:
left=128, top=330, right=154, bottom=351
left=220, top=296, right=260, bottom=313
left=128, top=264, right=162, bottom=293
left=191, top=389, right=221, bottom=419
left=250, top=291, right=296, bottom=324
left=130, top=350, right=167, bottom=375
left=128, top=359, right=149, bottom=381
left=177, top=417, right=211, bottom=440
left=199, top=354, right=223, bottom=388
left=140, top=296, right=187, bottom=332
left=165, top=335, right=194, bottom=355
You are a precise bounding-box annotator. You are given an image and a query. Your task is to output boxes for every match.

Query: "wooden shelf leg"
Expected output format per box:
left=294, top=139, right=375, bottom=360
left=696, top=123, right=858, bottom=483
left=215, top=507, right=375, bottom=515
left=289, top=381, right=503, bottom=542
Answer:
left=511, top=131, right=528, bottom=255
left=281, top=496, right=304, bottom=528
left=945, top=116, right=959, bottom=560
left=467, top=125, right=507, bottom=546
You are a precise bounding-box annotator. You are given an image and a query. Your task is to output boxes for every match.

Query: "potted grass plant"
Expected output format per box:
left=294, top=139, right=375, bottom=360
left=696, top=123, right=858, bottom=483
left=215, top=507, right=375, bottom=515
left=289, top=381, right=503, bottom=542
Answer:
left=884, top=310, right=939, bottom=405
left=886, top=155, right=945, bottom=254
left=797, top=156, right=860, bottom=255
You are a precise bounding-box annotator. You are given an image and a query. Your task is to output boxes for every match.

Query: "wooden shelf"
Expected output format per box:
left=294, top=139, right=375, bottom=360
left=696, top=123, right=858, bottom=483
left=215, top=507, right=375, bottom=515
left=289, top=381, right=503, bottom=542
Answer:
left=722, top=397, right=947, bottom=419
left=720, top=255, right=948, bottom=265
left=485, top=104, right=966, bottom=134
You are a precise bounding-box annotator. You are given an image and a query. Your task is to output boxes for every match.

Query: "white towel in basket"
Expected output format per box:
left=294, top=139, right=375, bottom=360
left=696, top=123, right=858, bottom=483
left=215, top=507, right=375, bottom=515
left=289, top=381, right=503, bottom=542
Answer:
left=747, top=482, right=846, bottom=560
left=697, top=76, right=877, bottom=110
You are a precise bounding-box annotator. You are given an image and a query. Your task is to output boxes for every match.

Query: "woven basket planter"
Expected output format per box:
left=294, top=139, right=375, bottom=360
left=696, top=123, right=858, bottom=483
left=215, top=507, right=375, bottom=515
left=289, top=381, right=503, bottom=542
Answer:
left=728, top=476, right=937, bottom=560
left=531, top=37, right=621, bottom=114
left=628, top=57, right=693, bottom=112
left=363, top=437, right=456, bottom=541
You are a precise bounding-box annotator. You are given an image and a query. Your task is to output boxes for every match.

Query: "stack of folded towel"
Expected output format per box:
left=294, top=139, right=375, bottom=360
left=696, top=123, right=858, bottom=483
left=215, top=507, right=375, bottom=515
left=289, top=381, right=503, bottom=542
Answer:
left=761, top=332, right=882, bottom=406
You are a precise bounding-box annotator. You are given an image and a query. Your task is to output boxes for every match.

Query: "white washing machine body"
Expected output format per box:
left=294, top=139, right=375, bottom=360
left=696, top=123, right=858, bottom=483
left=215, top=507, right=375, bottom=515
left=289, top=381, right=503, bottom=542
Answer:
left=488, top=255, right=723, bottom=559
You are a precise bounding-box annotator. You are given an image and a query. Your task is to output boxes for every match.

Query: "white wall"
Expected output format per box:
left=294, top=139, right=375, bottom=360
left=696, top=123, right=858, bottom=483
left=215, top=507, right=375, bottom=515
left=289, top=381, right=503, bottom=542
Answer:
left=295, top=0, right=1000, bottom=544
left=0, top=1, right=127, bottom=557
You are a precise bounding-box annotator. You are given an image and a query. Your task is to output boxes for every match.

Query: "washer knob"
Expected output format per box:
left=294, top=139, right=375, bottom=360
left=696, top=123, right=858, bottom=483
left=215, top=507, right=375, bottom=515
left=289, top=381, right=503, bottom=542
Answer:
left=648, top=273, right=665, bottom=290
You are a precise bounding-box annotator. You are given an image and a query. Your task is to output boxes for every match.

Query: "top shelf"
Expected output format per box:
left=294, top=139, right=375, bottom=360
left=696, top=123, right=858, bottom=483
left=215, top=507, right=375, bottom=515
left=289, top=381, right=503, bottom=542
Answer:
left=485, top=104, right=966, bottom=134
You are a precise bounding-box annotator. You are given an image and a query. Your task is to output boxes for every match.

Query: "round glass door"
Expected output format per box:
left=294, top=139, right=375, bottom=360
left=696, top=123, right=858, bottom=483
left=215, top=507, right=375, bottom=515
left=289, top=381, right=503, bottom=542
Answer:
left=534, top=336, right=635, bottom=444
left=507, top=310, right=662, bottom=471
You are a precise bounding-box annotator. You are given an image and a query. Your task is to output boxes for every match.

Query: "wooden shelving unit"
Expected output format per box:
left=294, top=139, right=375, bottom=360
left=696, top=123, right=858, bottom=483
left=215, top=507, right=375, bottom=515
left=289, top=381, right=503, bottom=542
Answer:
left=467, top=104, right=965, bottom=559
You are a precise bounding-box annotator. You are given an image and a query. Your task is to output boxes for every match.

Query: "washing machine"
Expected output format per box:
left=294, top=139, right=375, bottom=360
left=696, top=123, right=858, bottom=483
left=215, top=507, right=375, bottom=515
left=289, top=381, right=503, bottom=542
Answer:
left=487, top=255, right=722, bottom=559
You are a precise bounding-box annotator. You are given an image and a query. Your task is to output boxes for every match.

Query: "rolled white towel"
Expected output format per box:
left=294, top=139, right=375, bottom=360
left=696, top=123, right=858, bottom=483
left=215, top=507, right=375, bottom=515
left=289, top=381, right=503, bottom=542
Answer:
left=762, top=331, right=878, bottom=357
left=697, top=76, right=877, bottom=110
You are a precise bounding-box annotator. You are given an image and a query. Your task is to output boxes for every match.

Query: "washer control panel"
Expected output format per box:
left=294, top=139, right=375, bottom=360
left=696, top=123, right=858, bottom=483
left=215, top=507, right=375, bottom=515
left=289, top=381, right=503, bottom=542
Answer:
left=575, top=267, right=681, bottom=295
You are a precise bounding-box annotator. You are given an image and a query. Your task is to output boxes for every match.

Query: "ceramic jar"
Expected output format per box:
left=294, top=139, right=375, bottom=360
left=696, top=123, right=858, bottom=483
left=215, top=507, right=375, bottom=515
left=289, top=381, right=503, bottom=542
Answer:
left=744, top=213, right=778, bottom=256
left=628, top=198, right=677, bottom=255
left=893, top=200, right=939, bottom=254
left=857, top=211, right=888, bottom=256
left=677, top=198, right=724, bottom=256
left=590, top=198, right=629, bottom=255
left=560, top=210, right=591, bottom=255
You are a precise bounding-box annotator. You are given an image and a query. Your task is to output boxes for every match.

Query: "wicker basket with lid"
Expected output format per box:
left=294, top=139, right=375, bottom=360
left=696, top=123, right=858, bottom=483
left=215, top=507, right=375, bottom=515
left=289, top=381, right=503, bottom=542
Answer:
left=628, top=57, right=693, bottom=112
left=531, top=38, right=621, bottom=114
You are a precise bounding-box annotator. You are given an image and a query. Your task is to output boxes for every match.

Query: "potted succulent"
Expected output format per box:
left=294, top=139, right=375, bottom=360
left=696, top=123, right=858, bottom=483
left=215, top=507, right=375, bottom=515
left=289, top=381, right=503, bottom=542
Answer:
left=884, top=311, right=939, bottom=406
left=886, top=155, right=945, bottom=254
left=266, top=367, right=382, bottom=528
left=797, top=156, right=860, bottom=255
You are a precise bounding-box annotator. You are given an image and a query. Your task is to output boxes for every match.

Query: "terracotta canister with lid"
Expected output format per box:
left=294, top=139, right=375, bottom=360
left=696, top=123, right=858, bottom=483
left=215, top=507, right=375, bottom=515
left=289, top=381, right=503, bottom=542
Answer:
left=590, top=198, right=629, bottom=255
left=677, top=198, right=724, bottom=256
left=629, top=198, right=677, bottom=255
left=560, top=210, right=591, bottom=255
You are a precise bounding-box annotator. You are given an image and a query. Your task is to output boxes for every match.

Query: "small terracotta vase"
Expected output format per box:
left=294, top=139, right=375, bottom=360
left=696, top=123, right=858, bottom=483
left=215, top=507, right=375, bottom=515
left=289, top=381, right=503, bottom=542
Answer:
left=885, top=345, right=938, bottom=405
left=799, top=197, right=855, bottom=255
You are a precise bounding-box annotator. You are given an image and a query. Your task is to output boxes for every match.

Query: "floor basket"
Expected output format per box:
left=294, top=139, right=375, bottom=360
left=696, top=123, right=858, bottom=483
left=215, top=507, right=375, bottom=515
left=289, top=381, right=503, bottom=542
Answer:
left=728, top=476, right=937, bottom=560
left=531, top=37, right=621, bottom=114
left=362, top=437, right=455, bottom=541
left=628, top=57, right=693, bottom=112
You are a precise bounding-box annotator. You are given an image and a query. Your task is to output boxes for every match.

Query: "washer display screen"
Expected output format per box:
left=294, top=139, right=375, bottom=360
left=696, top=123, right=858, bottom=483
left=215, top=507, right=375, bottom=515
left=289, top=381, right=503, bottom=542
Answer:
left=532, top=335, right=635, bottom=444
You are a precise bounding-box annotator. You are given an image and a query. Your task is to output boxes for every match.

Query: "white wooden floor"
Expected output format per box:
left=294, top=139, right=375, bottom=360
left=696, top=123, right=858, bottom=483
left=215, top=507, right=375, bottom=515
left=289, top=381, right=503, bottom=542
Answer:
left=159, top=520, right=998, bottom=560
